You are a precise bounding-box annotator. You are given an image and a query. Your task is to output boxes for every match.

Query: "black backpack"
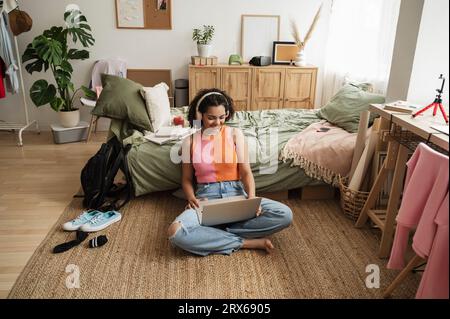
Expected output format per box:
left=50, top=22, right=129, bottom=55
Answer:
left=78, top=137, right=133, bottom=211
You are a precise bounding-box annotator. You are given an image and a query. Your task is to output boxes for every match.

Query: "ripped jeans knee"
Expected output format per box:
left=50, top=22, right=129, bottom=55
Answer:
left=167, top=220, right=182, bottom=239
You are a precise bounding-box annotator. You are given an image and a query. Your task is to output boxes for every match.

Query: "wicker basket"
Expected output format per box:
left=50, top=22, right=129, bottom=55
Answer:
left=338, top=176, right=370, bottom=221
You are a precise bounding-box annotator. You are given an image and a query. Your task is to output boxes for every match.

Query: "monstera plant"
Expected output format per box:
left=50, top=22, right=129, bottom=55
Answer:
left=22, top=8, right=96, bottom=127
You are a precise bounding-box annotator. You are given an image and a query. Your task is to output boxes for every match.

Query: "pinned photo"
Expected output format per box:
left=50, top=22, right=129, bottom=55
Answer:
left=157, top=0, right=167, bottom=11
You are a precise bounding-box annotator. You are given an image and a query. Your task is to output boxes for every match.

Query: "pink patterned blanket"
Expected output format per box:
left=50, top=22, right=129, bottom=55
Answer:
left=280, top=120, right=370, bottom=186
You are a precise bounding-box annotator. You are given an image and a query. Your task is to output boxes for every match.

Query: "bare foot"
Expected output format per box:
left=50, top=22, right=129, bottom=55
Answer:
left=263, top=239, right=274, bottom=253
left=242, top=238, right=274, bottom=253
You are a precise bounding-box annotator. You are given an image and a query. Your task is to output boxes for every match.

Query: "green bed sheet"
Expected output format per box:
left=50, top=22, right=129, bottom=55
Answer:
left=111, top=107, right=323, bottom=197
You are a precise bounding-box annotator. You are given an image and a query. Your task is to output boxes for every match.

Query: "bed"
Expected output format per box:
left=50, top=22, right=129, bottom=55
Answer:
left=110, top=107, right=324, bottom=197
left=101, top=77, right=383, bottom=198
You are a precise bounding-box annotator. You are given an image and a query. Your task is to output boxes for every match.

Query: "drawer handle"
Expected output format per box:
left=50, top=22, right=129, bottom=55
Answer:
left=258, top=98, right=279, bottom=102
left=286, top=98, right=310, bottom=102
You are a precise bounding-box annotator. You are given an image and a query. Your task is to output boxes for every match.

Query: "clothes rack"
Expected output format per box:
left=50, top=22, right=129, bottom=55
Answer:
left=0, top=2, right=39, bottom=146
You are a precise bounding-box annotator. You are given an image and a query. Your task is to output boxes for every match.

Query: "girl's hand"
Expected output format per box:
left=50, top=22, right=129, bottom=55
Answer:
left=185, top=196, right=200, bottom=210
left=256, top=205, right=262, bottom=217
left=248, top=195, right=262, bottom=216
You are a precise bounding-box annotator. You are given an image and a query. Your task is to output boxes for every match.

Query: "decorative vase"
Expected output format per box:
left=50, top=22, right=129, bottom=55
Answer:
left=197, top=44, right=212, bottom=57
left=295, top=48, right=307, bottom=67
left=59, top=109, right=80, bottom=128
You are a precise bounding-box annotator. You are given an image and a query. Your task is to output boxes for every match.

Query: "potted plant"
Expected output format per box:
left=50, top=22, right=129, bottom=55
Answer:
left=22, top=8, right=96, bottom=128
left=192, top=25, right=215, bottom=57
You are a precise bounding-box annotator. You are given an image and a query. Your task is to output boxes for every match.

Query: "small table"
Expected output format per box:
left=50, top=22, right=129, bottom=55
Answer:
left=355, top=104, right=449, bottom=258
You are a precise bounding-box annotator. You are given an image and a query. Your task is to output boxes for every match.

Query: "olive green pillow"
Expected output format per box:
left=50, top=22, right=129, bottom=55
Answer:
left=316, top=84, right=385, bottom=133
left=92, top=74, right=152, bottom=131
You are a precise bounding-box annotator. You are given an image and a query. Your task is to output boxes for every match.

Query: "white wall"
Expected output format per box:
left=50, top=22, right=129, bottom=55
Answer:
left=0, top=0, right=330, bottom=130
left=407, top=0, right=449, bottom=107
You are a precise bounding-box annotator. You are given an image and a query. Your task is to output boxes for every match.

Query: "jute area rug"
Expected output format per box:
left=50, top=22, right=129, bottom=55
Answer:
left=8, top=192, right=420, bottom=298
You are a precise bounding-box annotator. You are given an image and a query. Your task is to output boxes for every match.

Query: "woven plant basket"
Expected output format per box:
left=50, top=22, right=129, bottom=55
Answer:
left=338, top=176, right=370, bottom=221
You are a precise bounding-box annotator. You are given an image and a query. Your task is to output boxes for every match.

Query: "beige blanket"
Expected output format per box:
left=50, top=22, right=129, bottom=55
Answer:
left=280, top=120, right=370, bottom=186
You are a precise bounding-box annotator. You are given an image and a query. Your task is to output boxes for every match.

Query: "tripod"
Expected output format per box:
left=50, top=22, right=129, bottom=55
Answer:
left=412, top=74, right=449, bottom=124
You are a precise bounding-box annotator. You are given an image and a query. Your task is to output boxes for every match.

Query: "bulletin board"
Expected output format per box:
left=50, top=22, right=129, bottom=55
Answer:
left=116, top=0, right=172, bottom=30
left=127, top=69, right=173, bottom=96
left=272, top=41, right=298, bottom=65
left=127, top=69, right=174, bottom=106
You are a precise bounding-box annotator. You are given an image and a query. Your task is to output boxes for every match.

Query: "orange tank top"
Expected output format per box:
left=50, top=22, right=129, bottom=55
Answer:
left=192, top=126, right=239, bottom=183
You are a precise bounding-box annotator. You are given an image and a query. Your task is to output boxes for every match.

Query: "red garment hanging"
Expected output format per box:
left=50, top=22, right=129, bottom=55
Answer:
left=0, top=57, right=6, bottom=99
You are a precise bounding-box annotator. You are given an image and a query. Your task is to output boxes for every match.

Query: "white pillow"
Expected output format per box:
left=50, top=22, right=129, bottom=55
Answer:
left=140, top=82, right=171, bottom=132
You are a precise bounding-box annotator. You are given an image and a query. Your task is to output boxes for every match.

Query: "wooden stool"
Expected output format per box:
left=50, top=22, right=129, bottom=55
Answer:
left=80, top=98, right=98, bottom=142
left=87, top=114, right=99, bottom=142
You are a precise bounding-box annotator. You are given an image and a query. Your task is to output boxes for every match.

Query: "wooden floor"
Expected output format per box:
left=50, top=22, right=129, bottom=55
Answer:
left=0, top=130, right=108, bottom=298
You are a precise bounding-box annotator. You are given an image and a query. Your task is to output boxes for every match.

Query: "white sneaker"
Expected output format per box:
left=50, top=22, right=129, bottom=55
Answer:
left=62, top=210, right=102, bottom=231
left=80, top=211, right=122, bottom=232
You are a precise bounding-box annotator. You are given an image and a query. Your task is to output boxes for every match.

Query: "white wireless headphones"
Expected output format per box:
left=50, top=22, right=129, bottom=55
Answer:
left=195, top=92, right=227, bottom=120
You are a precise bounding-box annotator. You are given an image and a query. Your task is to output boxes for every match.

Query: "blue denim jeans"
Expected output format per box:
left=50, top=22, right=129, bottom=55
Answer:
left=169, top=181, right=293, bottom=256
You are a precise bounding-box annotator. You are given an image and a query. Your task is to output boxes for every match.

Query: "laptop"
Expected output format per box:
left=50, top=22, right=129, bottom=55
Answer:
left=195, top=196, right=262, bottom=226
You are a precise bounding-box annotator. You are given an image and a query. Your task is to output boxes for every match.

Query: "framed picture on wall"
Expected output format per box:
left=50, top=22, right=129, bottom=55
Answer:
left=272, top=41, right=299, bottom=65
left=116, top=0, right=145, bottom=28
left=241, top=15, right=280, bottom=63
left=116, top=0, right=172, bottom=29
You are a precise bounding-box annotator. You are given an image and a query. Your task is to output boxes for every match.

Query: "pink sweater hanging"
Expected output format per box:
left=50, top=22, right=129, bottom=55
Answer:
left=387, top=143, right=449, bottom=299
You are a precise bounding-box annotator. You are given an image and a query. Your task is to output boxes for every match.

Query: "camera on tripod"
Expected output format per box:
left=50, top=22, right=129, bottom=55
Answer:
left=412, top=74, right=448, bottom=124
left=436, top=74, right=445, bottom=95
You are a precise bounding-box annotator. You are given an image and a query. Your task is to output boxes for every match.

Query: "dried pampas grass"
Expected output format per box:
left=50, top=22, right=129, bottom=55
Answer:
left=291, top=4, right=322, bottom=50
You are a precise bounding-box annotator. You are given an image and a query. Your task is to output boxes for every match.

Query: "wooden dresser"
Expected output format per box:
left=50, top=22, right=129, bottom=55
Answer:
left=188, top=64, right=318, bottom=111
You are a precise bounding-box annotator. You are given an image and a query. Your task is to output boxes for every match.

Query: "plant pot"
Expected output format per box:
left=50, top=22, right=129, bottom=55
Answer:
left=197, top=44, right=212, bottom=57
left=295, top=49, right=307, bottom=67
left=59, top=109, right=80, bottom=128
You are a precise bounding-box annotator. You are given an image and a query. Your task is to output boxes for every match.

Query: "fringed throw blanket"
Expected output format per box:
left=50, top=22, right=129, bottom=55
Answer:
left=280, top=121, right=368, bottom=186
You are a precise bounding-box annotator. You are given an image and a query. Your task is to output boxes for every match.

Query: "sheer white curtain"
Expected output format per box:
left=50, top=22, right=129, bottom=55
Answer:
left=321, top=0, right=401, bottom=104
